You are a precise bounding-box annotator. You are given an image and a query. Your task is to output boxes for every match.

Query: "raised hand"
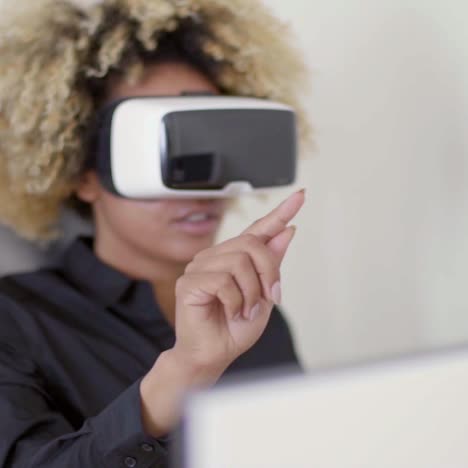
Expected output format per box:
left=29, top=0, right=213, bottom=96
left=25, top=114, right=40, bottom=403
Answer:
left=140, top=190, right=305, bottom=437
left=173, top=189, right=305, bottom=371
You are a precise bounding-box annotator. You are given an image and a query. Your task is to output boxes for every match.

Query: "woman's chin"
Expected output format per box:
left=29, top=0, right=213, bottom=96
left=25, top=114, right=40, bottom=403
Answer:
left=162, top=235, right=217, bottom=263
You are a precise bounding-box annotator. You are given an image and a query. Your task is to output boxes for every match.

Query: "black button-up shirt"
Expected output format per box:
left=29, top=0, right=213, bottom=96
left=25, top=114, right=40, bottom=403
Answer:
left=0, top=237, right=300, bottom=467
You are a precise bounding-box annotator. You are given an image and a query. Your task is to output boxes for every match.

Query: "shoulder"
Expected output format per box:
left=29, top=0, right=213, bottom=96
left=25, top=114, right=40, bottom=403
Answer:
left=0, top=273, right=49, bottom=373
left=0, top=268, right=73, bottom=362
left=262, top=306, right=300, bottom=360
left=0, top=268, right=65, bottom=304
left=0, top=269, right=65, bottom=337
left=268, top=305, right=295, bottom=335
left=228, top=306, right=302, bottom=374
left=0, top=275, right=31, bottom=350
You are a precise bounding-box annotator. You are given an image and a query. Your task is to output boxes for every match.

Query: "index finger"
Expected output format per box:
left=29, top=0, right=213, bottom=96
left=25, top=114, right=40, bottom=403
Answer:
left=242, top=189, right=305, bottom=241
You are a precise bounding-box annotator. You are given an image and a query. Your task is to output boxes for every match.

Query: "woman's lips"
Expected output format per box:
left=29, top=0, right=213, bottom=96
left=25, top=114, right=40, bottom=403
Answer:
left=171, top=213, right=221, bottom=236
left=170, top=200, right=224, bottom=235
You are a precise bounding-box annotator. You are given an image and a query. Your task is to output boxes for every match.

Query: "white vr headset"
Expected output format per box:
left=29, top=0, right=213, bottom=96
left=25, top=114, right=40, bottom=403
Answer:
left=89, top=96, right=297, bottom=198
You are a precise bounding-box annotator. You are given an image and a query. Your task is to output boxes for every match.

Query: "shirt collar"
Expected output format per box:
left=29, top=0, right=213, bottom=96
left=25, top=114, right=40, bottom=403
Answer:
left=61, top=236, right=134, bottom=306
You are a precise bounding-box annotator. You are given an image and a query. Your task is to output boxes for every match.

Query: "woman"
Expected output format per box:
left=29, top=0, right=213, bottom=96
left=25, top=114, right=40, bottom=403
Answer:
left=0, top=0, right=309, bottom=466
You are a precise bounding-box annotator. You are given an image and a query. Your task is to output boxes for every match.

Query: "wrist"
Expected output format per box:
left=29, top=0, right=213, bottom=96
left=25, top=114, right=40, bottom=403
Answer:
left=139, top=349, right=224, bottom=437
left=167, top=345, right=228, bottom=387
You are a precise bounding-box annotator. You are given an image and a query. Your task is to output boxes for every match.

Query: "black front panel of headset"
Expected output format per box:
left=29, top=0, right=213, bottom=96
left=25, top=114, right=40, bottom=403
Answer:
left=161, top=108, right=297, bottom=190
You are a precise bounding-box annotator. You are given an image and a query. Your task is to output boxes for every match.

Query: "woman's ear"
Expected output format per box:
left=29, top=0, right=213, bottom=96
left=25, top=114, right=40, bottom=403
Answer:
left=75, top=170, right=101, bottom=204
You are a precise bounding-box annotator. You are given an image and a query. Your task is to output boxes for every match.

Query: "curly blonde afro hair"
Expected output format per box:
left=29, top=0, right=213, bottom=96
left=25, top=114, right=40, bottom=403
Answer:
left=0, top=0, right=310, bottom=240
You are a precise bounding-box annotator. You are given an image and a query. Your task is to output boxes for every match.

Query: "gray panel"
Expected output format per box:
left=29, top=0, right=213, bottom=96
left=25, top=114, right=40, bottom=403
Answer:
left=0, top=211, right=93, bottom=275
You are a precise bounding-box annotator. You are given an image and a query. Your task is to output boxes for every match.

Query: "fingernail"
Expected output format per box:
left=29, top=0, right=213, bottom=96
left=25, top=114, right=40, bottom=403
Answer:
left=271, top=281, right=282, bottom=305
left=297, top=188, right=306, bottom=196
left=249, top=303, right=261, bottom=321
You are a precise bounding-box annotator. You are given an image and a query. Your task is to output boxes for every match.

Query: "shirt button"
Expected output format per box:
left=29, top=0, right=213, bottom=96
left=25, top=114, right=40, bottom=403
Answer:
left=140, top=443, right=155, bottom=452
left=124, top=456, right=137, bottom=467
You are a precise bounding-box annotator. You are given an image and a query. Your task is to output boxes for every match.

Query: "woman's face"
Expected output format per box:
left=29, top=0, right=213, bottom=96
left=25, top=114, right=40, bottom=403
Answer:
left=77, top=61, right=227, bottom=267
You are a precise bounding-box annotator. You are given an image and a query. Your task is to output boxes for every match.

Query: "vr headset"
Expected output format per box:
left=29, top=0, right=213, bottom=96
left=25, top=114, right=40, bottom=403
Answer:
left=90, top=96, right=297, bottom=199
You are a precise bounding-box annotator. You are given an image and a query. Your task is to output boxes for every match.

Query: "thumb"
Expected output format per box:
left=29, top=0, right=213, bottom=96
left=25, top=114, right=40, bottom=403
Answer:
left=267, top=225, right=297, bottom=264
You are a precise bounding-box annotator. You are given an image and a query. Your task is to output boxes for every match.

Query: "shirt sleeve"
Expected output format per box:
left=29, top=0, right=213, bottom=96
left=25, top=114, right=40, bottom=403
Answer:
left=0, top=296, right=169, bottom=468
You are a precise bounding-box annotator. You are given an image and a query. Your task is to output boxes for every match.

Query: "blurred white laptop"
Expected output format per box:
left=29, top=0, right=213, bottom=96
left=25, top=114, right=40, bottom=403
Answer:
left=181, top=346, right=468, bottom=468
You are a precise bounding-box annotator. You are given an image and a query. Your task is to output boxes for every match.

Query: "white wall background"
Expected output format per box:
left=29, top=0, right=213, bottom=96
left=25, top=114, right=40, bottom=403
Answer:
left=1, top=0, right=468, bottom=370
left=223, top=0, right=468, bottom=368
